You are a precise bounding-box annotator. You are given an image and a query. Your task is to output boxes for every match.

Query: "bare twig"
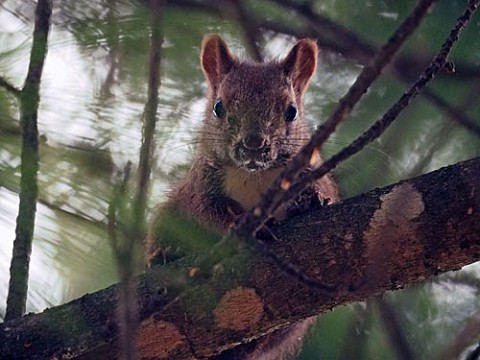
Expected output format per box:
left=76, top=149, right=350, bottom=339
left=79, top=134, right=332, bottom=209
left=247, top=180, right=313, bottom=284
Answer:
left=0, top=76, right=21, bottom=97
left=339, top=304, right=370, bottom=360
left=5, top=0, right=52, bottom=322
left=100, top=0, right=121, bottom=96
left=269, top=0, right=480, bottom=219
left=252, top=0, right=437, bottom=222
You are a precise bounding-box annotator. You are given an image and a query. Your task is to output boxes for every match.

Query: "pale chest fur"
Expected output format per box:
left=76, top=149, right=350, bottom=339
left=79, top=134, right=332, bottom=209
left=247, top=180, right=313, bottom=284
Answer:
left=222, top=166, right=284, bottom=214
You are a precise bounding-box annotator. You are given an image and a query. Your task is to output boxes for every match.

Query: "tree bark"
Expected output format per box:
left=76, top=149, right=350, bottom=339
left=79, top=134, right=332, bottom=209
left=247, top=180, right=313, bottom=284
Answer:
left=1, top=156, right=479, bottom=360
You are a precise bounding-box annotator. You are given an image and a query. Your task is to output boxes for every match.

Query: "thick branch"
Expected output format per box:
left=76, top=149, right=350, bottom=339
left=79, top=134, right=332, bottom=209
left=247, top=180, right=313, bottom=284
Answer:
left=1, top=156, right=479, bottom=359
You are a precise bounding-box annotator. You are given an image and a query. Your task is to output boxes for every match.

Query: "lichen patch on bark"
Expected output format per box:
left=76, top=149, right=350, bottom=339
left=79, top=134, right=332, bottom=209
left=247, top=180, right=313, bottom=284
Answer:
left=136, top=318, right=186, bottom=359
left=213, top=287, right=264, bottom=331
left=363, top=183, right=425, bottom=286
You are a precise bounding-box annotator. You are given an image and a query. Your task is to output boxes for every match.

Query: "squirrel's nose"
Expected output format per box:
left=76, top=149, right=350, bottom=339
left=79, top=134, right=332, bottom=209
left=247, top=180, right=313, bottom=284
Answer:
left=242, top=133, right=267, bottom=150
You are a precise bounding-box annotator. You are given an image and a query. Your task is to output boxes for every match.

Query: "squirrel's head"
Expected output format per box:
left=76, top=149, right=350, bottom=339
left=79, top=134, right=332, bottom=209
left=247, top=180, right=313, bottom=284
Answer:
left=199, top=34, right=318, bottom=172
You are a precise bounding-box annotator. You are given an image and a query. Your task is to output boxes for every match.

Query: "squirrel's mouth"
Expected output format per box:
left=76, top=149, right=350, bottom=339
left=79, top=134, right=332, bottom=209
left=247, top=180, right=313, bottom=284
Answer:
left=231, top=146, right=273, bottom=172
left=241, top=159, right=269, bottom=172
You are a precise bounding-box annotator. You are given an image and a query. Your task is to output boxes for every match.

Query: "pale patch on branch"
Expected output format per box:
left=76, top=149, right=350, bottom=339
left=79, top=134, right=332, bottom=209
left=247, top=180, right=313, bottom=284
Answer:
left=214, top=287, right=264, bottom=331
left=136, top=318, right=187, bottom=359
left=363, top=183, right=425, bottom=287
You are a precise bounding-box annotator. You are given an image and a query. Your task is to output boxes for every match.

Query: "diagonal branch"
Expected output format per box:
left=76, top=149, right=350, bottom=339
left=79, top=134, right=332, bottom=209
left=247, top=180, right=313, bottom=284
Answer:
left=0, top=156, right=479, bottom=359
left=267, top=0, right=479, bottom=226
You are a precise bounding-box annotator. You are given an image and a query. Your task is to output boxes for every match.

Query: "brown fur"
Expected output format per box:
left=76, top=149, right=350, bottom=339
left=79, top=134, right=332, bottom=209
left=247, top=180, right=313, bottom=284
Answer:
left=146, top=35, right=338, bottom=359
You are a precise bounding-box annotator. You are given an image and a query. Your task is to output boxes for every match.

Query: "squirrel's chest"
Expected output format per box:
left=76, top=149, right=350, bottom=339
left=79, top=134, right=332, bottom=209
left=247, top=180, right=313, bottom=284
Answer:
left=222, top=166, right=283, bottom=212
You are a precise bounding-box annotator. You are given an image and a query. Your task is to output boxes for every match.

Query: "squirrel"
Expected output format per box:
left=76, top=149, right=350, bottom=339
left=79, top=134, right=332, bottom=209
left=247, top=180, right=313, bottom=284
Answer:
left=146, top=34, right=339, bottom=360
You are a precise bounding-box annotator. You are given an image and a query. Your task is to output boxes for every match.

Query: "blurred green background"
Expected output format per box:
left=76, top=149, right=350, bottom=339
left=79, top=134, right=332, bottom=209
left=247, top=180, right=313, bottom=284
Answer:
left=1, top=0, right=480, bottom=358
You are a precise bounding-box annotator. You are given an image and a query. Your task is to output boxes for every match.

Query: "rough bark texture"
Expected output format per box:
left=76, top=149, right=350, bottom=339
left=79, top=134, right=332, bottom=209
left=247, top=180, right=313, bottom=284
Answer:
left=1, top=156, right=479, bottom=360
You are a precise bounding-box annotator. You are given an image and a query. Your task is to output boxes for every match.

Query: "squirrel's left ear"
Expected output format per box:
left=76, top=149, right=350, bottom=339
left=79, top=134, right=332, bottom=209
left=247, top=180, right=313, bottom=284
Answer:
left=201, top=34, right=236, bottom=92
left=282, top=39, right=318, bottom=96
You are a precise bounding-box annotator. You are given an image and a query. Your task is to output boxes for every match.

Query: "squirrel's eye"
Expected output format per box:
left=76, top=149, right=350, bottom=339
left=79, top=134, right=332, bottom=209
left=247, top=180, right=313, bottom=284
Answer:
left=213, top=99, right=226, bottom=119
left=285, top=103, right=297, bottom=122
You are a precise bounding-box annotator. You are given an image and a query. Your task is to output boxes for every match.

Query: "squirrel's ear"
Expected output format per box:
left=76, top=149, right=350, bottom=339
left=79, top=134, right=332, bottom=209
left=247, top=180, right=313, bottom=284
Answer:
left=282, top=39, right=318, bottom=96
left=201, top=34, right=235, bottom=90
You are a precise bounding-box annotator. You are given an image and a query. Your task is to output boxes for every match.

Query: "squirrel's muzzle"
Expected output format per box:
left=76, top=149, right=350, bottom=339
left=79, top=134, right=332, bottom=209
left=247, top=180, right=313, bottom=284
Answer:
left=231, top=133, right=273, bottom=171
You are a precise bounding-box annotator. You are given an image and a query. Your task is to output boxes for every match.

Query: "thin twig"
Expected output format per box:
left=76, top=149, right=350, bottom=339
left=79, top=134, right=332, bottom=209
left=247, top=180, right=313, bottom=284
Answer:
left=112, top=1, right=165, bottom=359
left=107, top=162, right=139, bottom=360
left=100, top=0, right=121, bottom=97
left=0, top=76, right=21, bottom=97
left=375, top=297, right=416, bottom=360
left=5, top=0, right=52, bottom=322
left=135, top=0, right=164, bottom=241
left=339, top=304, right=370, bottom=360
left=220, top=0, right=263, bottom=62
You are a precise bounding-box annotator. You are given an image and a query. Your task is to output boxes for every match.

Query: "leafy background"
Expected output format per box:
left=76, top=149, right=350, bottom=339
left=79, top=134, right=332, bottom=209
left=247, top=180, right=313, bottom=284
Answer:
left=1, top=0, right=480, bottom=358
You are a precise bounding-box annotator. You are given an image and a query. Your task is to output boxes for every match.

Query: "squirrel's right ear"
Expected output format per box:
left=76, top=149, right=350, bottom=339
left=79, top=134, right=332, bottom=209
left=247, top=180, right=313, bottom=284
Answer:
left=282, top=39, right=318, bottom=97
left=201, top=34, right=235, bottom=90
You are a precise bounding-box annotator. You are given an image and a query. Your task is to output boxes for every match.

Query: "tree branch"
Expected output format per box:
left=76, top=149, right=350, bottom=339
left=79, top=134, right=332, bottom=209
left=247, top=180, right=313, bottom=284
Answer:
left=113, top=1, right=165, bottom=358
left=5, top=0, right=52, bottom=322
left=1, top=156, right=479, bottom=359
left=136, top=0, right=165, bottom=237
